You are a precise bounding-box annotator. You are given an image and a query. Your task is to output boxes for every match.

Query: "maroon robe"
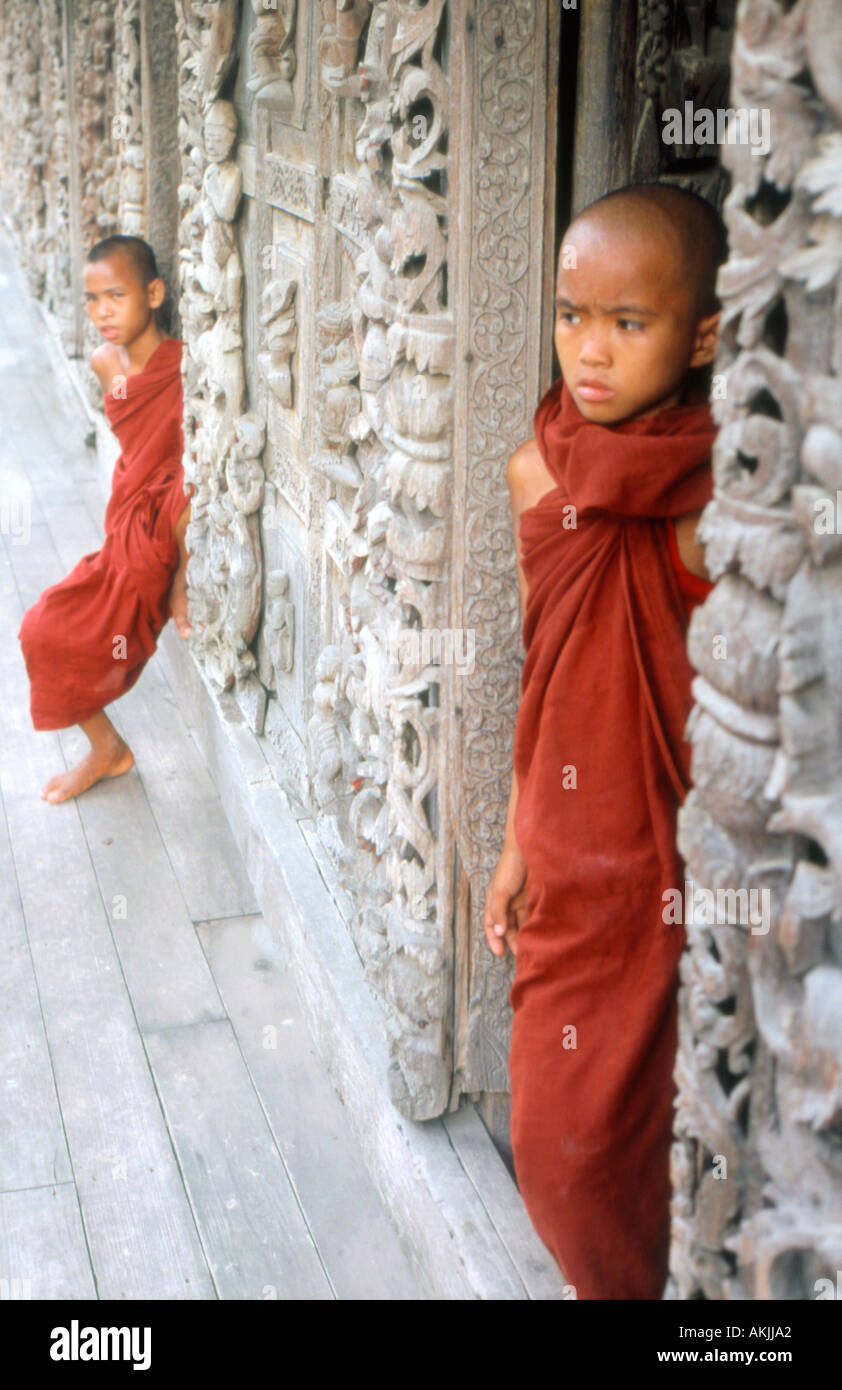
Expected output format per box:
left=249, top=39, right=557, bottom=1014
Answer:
left=508, top=378, right=716, bottom=1299
left=19, top=338, right=191, bottom=730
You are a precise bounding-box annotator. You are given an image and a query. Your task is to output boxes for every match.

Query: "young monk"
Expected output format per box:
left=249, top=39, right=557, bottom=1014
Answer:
left=482, top=183, right=728, bottom=1299
left=18, top=235, right=193, bottom=804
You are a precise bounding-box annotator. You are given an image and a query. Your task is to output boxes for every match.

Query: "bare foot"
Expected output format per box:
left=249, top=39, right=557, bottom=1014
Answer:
left=168, top=562, right=192, bottom=638
left=41, top=740, right=134, bottom=804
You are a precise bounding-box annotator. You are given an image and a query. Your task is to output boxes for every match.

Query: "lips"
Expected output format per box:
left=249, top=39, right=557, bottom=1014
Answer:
left=576, top=379, right=615, bottom=402
left=100, top=326, right=119, bottom=338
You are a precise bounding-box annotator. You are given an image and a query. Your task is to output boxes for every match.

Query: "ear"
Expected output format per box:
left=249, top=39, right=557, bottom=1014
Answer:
left=148, top=276, right=166, bottom=310
left=689, top=310, right=720, bottom=369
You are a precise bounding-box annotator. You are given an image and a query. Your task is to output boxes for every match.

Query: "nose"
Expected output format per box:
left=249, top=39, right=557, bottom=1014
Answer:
left=578, top=322, right=611, bottom=367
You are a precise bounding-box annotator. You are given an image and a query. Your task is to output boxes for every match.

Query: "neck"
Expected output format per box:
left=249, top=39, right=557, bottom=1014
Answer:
left=123, top=321, right=167, bottom=375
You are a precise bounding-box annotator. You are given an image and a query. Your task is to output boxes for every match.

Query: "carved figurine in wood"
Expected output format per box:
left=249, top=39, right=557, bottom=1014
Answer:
left=210, top=411, right=265, bottom=685
left=307, top=646, right=353, bottom=813
left=119, top=144, right=146, bottom=235
left=258, top=277, right=297, bottom=410
left=314, top=302, right=363, bottom=489
left=258, top=569, right=295, bottom=693
left=195, top=99, right=244, bottom=415
left=246, top=0, right=297, bottom=107
left=187, top=0, right=240, bottom=99
left=319, top=0, right=372, bottom=93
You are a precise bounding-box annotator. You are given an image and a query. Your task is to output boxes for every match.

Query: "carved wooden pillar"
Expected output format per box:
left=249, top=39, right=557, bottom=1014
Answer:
left=572, top=0, right=636, bottom=211
left=451, top=0, right=559, bottom=1123
left=0, top=2, right=48, bottom=300
left=310, top=0, right=457, bottom=1120
left=35, top=1, right=75, bottom=350
left=140, top=0, right=180, bottom=314
left=670, top=0, right=842, bottom=1301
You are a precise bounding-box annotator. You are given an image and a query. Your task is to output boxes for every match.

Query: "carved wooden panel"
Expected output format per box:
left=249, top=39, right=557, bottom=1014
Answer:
left=306, top=0, right=456, bottom=1119
left=669, top=0, right=842, bottom=1300
left=453, top=0, right=557, bottom=1096
left=0, top=1, right=76, bottom=347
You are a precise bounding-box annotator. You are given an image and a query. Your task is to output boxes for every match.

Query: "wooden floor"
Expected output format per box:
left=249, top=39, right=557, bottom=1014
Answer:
left=0, top=232, right=423, bottom=1299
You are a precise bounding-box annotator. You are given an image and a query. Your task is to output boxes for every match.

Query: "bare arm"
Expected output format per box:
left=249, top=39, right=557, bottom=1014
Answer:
left=90, top=343, right=122, bottom=396
left=174, top=498, right=191, bottom=562
left=499, top=437, right=556, bottom=848
left=482, top=438, right=555, bottom=957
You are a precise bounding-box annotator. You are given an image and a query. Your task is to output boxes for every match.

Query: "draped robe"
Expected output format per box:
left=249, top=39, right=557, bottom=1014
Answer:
left=508, top=378, right=716, bottom=1299
left=19, top=338, right=191, bottom=731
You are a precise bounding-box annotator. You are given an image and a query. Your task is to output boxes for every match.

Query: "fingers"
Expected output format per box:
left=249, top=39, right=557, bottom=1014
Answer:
left=482, top=908, right=507, bottom=958
left=482, top=900, right=519, bottom=959
left=482, top=863, right=530, bottom=959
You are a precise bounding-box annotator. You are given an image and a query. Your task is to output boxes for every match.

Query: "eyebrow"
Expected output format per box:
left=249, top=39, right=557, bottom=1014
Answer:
left=554, top=296, right=658, bottom=316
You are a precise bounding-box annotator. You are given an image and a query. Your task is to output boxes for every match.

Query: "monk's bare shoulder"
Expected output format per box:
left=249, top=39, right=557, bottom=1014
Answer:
left=507, top=438, right=557, bottom=614
left=506, top=437, right=556, bottom=517
left=90, top=343, right=124, bottom=395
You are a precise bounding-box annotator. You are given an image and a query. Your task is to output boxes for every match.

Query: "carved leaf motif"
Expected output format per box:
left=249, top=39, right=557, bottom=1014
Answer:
left=673, top=0, right=842, bottom=1299
left=782, top=135, right=842, bottom=292
left=716, top=196, right=802, bottom=347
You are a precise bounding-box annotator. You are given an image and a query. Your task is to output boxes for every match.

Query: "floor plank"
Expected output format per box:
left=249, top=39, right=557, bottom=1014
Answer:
left=104, top=664, right=261, bottom=924
left=0, top=777, right=73, bottom=1193
left=0, top=1185, right=97, bottom=1300
left=0, top=595, right=215, bottom=1300
left=144, top=1018, right=334, bottom=1301
left=0, top=225, right=432, bottom=1302
left=197, top=915, right=423, bottom=1300
left=59, top=748, right=229, bottom=1033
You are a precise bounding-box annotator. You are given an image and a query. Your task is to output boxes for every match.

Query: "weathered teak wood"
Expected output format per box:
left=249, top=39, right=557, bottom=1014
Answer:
left=16, top=346, right=261, bottom=928
left=0, top=216, right=477, bottom=1302
left=0, top=1185, right=97, bottom=1300
left=0, top=570, right=215, bottom=1299
left=143, top=1018, right=335, bottom=1301
left=442, top=1107, right=570, bottom=1301
left=104, top=664, right=261, bottom=924
left=0, top=552, right=73, bottom=1195
left=60, top=750, right=230, bottom=1034
left=196, top=914, right=422, bottom=1300
left=669, top=0, right=842, bottom=1300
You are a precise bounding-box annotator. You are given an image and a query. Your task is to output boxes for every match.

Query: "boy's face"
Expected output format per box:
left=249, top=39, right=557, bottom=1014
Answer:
left=83, top=252, right=164, bottom=346
left=554, top=218, right=718, bottom=425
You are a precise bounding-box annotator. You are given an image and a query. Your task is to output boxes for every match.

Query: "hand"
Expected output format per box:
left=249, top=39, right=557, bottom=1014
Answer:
left=483, top=845, right=529, bottom=959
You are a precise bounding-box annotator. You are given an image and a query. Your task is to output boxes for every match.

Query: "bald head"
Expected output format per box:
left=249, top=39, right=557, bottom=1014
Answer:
left=86, top=234, right=160, bottom=290
left=565, top=184, right=728, bottom=321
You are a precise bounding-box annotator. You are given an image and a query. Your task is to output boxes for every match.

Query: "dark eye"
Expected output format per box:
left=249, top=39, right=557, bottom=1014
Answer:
left=618, top=319, right=644, bottom=331
left=557, top=310, right=580, bottom=325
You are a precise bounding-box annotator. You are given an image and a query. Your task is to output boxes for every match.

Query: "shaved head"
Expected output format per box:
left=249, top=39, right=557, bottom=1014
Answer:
left=565, top=184, right=728, bottom=320
left=86, top=234, right=160, bottom=289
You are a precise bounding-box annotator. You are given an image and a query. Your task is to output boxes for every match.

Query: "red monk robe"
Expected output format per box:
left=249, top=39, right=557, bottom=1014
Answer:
left=509, top=377, right=716, bottom=1300
left=19, top=337, right=191, bottom=731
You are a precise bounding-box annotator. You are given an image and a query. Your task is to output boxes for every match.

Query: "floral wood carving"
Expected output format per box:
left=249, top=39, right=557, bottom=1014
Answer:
left=669, top=0, right=842, bottom=1302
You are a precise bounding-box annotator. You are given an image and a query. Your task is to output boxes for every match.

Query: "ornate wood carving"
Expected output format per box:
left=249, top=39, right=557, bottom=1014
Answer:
left=308, top=0, right=456, bottom=1119
left=456, top=0, right=550, bottom=1095
left=112, top=0, right=145, bottom=235
left=0, top=3, right=48, bottom=300
left=177, top=3, right=269, bottom=703
left=669, top=0, right=842, bottom=1301
left=246, top=0, right=296, bottom=109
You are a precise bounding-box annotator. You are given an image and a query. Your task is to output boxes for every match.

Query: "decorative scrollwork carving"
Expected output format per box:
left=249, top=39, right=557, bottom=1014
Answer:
left=669, top=0, right=842, bottom=1303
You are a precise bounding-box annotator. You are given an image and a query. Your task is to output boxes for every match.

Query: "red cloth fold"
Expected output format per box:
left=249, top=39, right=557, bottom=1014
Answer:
left=19, top=338, right=191, bottom=731
left=508, top=378, right=716, bottom=1299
